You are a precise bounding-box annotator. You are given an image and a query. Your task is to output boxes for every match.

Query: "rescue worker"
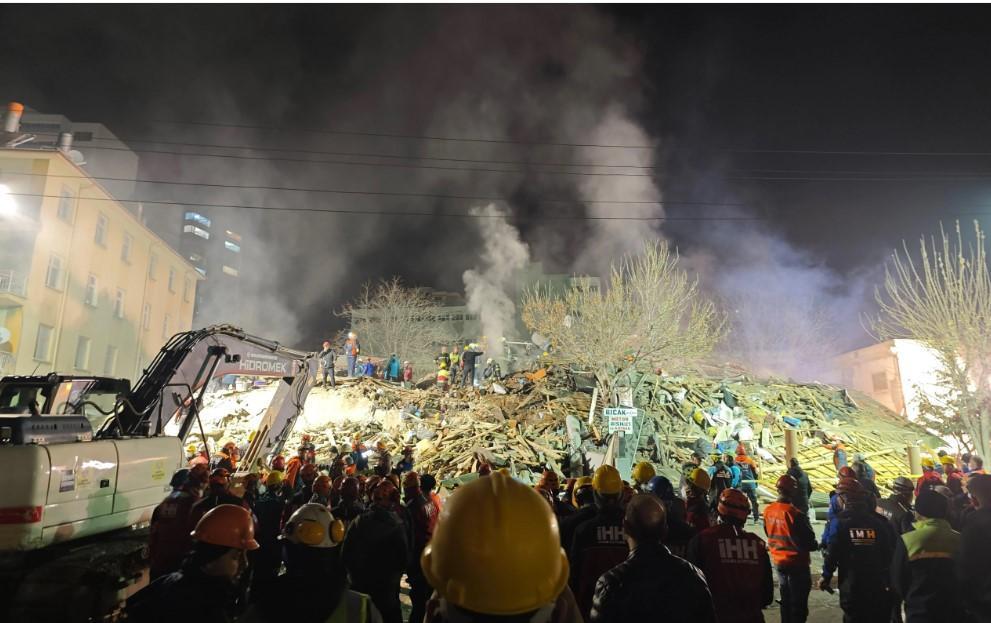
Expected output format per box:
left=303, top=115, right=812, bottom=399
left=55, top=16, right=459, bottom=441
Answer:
left=373, top=441, right=392, bottom=477
left=685, top=468, right=712, bottom=532
left=125, top=505, right=259, bottom=622
left=852, top=459, right=881, bottom=503
left=395, top=445, right=415, bottom=474
left=190, top=468, right=245, bottom=525
left=242, top=473, right=261, bottom=511
left=420, top=470, right=582, bottom=623
left=286, top=463, right=319, bottom=518
left=318, top=340, right=336, bottom=388
left=559, top=476, right=596, bottom=550
left=344, top=331, right=360, bottom=377
left=537, top=468, right=574, bottom=519
left=403, top=472, right=435, bottom=623
left=402, top=361, right=413, bottom=384
left=148, top=467, right=207, bottom=580
left=333, top=476, right=366, bottom=524
left=311, top=474, right=333, bottom=506
left=968, top=454, right=985, bottom=474
left=590, top=494, right=717, bottom=623
left=956, top=473, right=991, bottom=620
left=891, top=489, right=961, bottom=623
left=387, top=353, right=400, bottom=382
left=786, top=458, right=814, bottom=515
left=242, top=504, right=383, bottom=623
left=482, top=357, right=501, bottom=380
left=852, top=452, right=876, bottom=481
left=342, top=480, right=409, bottom=623
left=436, top=360, right=450, bottom=390
left=447, top=346, right=460, bottom=386
left=435, top=346, right=450, bottom=371
left=569, top=464, right=629, bottom=620
left=687, top=489, right=773, bottom=623
left=941, top=455, right=964, bottom=495
left=830, top=440, right=848, bottom=472
left=212, top=441, right=238, bottom=472
left=645, top=475, right=696, bottom=559
left=764, top=474, right=818, bottom=623
left=708, top=455, right=733, bottom=516
left=460, top=343, right=483, bottom=387
left=915, top=457, right=943, bottom=497
left=822, top=466, right=859, bottom=551
left=819, top=478, right=897, bottom=623
left=735, top=446, right=761, bottom=522
left=283, top=445, right=307, bottom=491
left=631, top=461, right=656, bottom=492
left=420, top=473, right=442, bottom=533
left=680, top=453, right=703, bottom=492
left=876, top=476, right=915, bottom=535
left=251, top=470, right=287, bottom=591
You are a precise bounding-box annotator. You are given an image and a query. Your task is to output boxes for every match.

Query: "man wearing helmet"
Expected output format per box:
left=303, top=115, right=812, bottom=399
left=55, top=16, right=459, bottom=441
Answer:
left=819, top=478, right=897, bottom=622
left=332, top=476, right=366, bottom=524
left=687, top=488, right=773, bottom=623
left=645, top=475, right=696, bottom=559
left=763, top=474, right=818, bottom=623
left=189, top=468, right=248, bottom=526
left=242, top=503, right=382, bottom=623
left=148, top=467, right=208, bottom=580
left=403, top=472, right=436, bottom=623
left=877, top=476, right=916, bottom=535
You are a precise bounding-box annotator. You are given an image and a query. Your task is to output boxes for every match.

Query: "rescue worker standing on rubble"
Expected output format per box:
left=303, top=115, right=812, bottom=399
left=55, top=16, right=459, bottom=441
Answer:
left=125, top=505, right=259, bottom=622
left=149, top=466, right=208, bottom=580
left=242, top=503, right=383, bottom=623
left=420, top=470, right=582, bottom=623
left=403, top=472, right=436, bottom=623
left=708, top=455, right=733, bottom=517
left=569, top=464, right=629, bottom=620
left=344, top=331, right=361, bottom=377
left=590, top=494, right=717, bottom=623
left=460, top=343, right=483, bottom=387
left=786, top=458, right=813, bottom=515
left=764, top=474, right=818, bottom=623
left=319, top=340, right=336, bottom=388
left=687, top=489, right=773, bottom=623
left=891, top=489, right=961, bottom=623
left=251, top=470, right=287, bottom=591
left=342, top=479, right=409, bottom=623
left=819, top=478, right=897, bottom=623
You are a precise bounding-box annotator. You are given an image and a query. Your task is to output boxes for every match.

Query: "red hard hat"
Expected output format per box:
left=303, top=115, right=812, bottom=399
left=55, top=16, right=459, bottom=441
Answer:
left=403, top=471, right=421, bottom=490
left=776, top=474, right=798, bottom=496
left=271, top=455, right=286, bottom=471
left=341, top=477, right=360, bottom=500
left=718, top=488, right=752, bottom=521
left=190, top=504, right=259, bottom=550
left=188, top=463, right=209, bottom=485
left=837, top=466, right=857, bottom=480
left=313, top=475, right=332, bottom=497
left=835, top=477, right=865, bottom=497
left=371, top=479, right=399, bottom=507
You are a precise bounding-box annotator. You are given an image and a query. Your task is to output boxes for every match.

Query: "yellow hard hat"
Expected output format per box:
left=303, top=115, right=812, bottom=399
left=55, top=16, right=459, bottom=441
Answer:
left=420, top=471, right=569, bottom=615
left=631, top=461, right=656, bottom=485
left=689, top=468, right=712, bottom=491
left=572, top=476, right=593, bottom=506
left=939, top=455, right=956, bottom=466
left=265, top=470, right=284, bottom=487
left=592, top=464, right=623, bottom=495
left=921, top=457, right=935, bottom=469
left=186, top=443, right=197, bottom=455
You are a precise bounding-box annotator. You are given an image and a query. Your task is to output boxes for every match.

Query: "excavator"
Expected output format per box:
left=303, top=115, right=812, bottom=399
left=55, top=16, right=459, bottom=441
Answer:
left=0, top=325, right=319, bottom=621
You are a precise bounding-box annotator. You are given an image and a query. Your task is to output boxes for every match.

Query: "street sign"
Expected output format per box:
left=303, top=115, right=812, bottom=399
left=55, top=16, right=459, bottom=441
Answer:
left=604, top=407, right=638, bottom=434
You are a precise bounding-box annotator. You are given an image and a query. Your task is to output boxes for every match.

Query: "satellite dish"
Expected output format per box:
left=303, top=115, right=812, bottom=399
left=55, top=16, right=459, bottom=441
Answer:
left=0, top=327, right=10, bottom=344
left=68, top=150, right=86, bottom=165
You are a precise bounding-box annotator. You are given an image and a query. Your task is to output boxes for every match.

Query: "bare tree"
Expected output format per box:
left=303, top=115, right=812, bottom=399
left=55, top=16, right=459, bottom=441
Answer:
left=871, top=221, right=991, bottom=459
left=338, top=277, right=453, bottom=371
left=522, top=241, right=725, bottom=402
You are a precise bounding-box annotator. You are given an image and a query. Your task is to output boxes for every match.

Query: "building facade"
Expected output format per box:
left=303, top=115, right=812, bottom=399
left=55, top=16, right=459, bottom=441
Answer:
left=0, top=148, right=200, bottom=381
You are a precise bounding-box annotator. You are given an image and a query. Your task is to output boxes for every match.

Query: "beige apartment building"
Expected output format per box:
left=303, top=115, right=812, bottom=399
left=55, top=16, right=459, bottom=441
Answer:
left=0, top=148, right=200, bottom=381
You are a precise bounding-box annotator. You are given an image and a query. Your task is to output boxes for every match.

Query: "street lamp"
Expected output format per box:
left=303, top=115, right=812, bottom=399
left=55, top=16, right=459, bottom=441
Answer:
left=0, top=184, right=16, bottom=217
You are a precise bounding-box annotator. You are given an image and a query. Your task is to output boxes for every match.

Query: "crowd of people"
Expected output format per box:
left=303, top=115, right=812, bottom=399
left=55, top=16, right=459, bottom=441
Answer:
left=132, top=433, right=991, bottom=623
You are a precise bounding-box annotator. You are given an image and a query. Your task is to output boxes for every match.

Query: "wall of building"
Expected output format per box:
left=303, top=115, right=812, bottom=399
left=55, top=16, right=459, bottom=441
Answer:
left=0, top=150, right=200, bottom=381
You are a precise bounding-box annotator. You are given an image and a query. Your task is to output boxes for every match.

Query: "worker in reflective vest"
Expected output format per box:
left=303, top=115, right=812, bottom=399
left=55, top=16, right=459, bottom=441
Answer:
left=763, top=475, right=818, bottom=623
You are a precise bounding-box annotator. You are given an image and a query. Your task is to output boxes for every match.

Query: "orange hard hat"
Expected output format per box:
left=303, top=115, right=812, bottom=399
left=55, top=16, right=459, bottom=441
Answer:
left=717, top=488, right=751, bottom=521
left=313, top=475, right=332, bottom=497
left=188, top=463, right=209, bottom=484
left=403, top=471, right=421, bottom=490
left=190, top=504, right=259, bottom=550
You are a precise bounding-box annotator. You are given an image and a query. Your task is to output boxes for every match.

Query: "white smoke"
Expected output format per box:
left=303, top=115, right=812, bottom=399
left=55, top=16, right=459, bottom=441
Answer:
left=462, top=204, right=530, bottom=357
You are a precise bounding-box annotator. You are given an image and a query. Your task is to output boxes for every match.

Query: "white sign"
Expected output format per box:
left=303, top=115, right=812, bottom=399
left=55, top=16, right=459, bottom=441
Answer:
left=604, top=407, right=638, bottom=434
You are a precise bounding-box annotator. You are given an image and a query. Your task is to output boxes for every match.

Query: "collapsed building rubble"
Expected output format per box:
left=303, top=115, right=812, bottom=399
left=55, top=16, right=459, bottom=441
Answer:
left=190, top=366, right=941, bottom=494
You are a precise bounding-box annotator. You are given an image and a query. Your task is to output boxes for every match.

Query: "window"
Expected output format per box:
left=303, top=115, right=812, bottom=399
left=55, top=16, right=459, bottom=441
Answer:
left=121, top=233, right=133, bottom=263
left=148, top=254, right=158, bottom=280
left=872, top=372, right=889, bottom=392
left=45, top=254, right=64, bottom=290
left=34, top=324, right=53, bottom=361
left=183, top=224, right=210, bottom=240
left=94, top=213, right=109, bottom=246
left=113, top=289, right=125, bottom=319
left=103, top=345, right=118, bottom=376
left=184, top=211, right=212, bottom=228
left=222, top=265, right=239, bottom=277
left=188, top=252, right=203, bottom=264
left=162, top=314, right=171, bottom=339
left=74, top=336, right=91, bottom=370
left=224, top=240, right=241, bottom=253
left=84, top=274, right=98, bottom=306
left=57, top=186, right=75, bottom=222
left=183, top=277, right=192, bottom=303
left=142, top=303, right=151, bottom=330
left=195, top=267, right=206, bottom=277
left=225, top=230, right=241, bottom=242
left=168, top=267, right=176, bottom=293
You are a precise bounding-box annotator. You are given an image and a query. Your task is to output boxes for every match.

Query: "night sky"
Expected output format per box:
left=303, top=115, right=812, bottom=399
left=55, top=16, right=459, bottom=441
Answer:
left=2, top=5, right=990, bottom=356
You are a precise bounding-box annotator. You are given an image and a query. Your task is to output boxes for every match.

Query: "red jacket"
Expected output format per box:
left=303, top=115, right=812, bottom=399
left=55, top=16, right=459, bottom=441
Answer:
left=687, top=523, right=773, bottom=623
left=148, top=489, right=201, bottom=579
left=915, top=470, right=943, bottom=497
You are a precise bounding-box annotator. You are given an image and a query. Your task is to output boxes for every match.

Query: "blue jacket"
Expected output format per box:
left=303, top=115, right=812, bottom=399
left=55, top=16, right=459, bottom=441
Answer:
left=820, top=492, right=843, bottom=570
left=729, top=465, right=742, bottom=488
left=387, top=357, right=400, bottom=379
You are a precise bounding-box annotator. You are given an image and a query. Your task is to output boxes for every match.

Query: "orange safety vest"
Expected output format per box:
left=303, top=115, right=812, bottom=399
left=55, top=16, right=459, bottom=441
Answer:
left=763, top=501, right=810, bottom=568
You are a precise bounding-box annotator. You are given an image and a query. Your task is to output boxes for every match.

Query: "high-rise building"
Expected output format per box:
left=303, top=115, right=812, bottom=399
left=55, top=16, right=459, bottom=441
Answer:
left=177, top=209, right=243, bottom=326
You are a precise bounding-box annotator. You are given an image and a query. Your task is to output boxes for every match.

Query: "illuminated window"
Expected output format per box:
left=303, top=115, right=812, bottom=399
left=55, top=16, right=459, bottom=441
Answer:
left=114, top=289, right=125, bottom=319
left=74, top=336, right=91, bottom=370
left=34, top=324, right=53, bottom=361
left=57, top=186, right=75, bottom=222
left=121, top=233, right=133, bottom=263
left=84, top=274, right=98, bottom=306
left=45, top=254, right=64, bottom=290
left=224, top=240, right=241, bottom=253
left=94, top=213, right=109, bottom=246
left=195, top=267, right=206, bottom=277
left=183, top=225, right=210, bottom=240
left=222, top=265, right=239, bottom=277
left=184, top=211, right=212, bottom=228
left=225, top=230, right=241, bottom=242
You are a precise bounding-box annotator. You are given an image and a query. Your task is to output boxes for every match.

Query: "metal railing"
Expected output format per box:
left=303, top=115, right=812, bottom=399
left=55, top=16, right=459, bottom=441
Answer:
left=0, top=270, right=26, bottom=297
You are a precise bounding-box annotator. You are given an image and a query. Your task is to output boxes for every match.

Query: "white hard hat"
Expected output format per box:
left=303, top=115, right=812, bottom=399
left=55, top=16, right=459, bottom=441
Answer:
left=282, top=503, right=345, bottom=548
left=348, top=332, right=356, bottom=339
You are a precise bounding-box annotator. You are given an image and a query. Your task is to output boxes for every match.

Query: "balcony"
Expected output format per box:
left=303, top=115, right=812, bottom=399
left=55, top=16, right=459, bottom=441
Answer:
left=0, top=270, right=27, bottom=306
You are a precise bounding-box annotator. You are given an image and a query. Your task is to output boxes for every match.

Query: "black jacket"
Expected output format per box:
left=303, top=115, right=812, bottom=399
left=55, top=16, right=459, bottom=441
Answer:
left=891, top=518, right=961, bottom=623
left=876, top=495, right=915, bottom=535
left=956, top=507, right=991, bottom=622
left=787, top=465, right=813, bottom=514
left=559, top=504, right=596, bottom=551
left=342, top=506, right=409, bottom=592
left=822, top=508, right=897, bottom=621
left=333, top=499, right=366, bottom=524
left=569, top=505, right=629, bottom=619
left=125, top=567, right=241, bottom=623
left=589, top=543, right=717, bottom=623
